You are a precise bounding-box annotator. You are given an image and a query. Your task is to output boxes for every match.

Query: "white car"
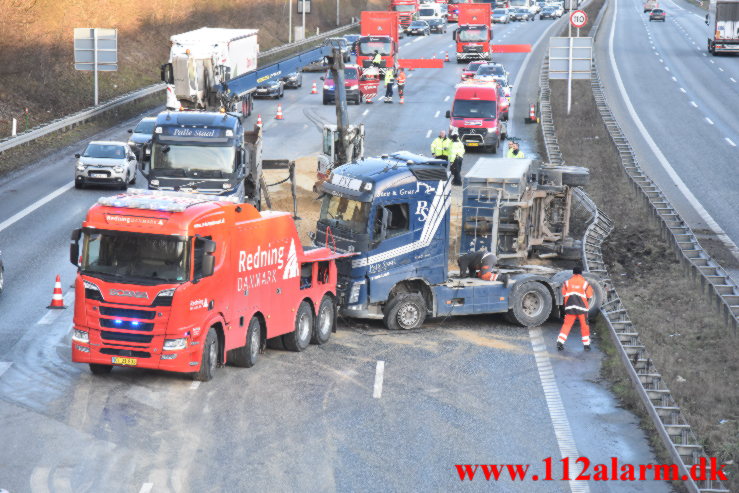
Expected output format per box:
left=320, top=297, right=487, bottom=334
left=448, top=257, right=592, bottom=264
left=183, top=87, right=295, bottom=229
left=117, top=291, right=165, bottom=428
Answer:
left=547, top=2, right=565, bottom=15
left=472, top=62, right=510, bottom=86
left=75, top=141, right=138, bottom=190
left=492, top=8, right=511, bottom=23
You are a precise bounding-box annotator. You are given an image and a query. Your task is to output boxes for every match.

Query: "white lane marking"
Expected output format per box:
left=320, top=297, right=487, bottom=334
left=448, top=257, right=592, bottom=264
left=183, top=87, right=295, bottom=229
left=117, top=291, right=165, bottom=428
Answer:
left=425, top=129, right=432, bottom=139
left=680, top=87, right=686, bottom=93
left=139, top=483, right=154, bottom=493
left=0, top=361, right=12, bottom=379
left=373, top=360, right=385, bottom=398
left=731, top=78, right=737, bottom=83
left=672, top=76, right=677, bottom=81
left=0, top=182, right=74, bottom=233
left=710, top=59, right=715, bottom=64
left=726, top=138, right=737, bottom=147
left=705, top=117, right=714, bottom=125
left=659, top=58, right=663, bottom=63
left=52, top=467, right=74, bottom=493
left=434, top=110, right=440, bottom=118
left=30, top=466, right=51, bottom=493
left=38, top=291, right=74, bottom=325
left=608, top=0, right=739, bottom=259
left=448, top=43, right=454, bottom=48
left=529, top=328, right=590, bottom=493
left=362, top=109, right=369, bottom=117
left=718, top=67, right=724, bottom=72
left=190, top=381, right=201, bottom=390
left=443, top=95, right=450, bottom=102
left=665, top=66, right=670, bottom=71
left=690, top=101, right=698, bottom=107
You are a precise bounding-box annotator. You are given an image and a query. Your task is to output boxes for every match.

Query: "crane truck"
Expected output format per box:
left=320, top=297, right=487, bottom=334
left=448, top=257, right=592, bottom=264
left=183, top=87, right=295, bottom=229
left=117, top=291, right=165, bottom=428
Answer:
left=314, top=154, right=602, bottom=330
left=706, top=0, right=739, bottom=54
left=70, top=190, right=343, bottom=381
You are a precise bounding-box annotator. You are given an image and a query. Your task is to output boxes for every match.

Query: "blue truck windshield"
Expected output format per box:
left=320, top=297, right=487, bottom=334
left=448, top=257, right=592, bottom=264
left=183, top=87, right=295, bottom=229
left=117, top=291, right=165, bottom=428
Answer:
left=320, top=195, right=370, bottom=234
left=151, top=143, right=236, bottom=174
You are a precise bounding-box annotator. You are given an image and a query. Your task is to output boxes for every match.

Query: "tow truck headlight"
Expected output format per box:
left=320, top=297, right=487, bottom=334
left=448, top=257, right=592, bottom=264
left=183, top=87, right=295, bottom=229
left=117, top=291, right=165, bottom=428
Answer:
left=150, top=179, right=160, bottom=187
left=72, top=329, right=89, bottom=343
left=163, top=337, right=188, bottom=351
left=349, top=283, right=362, bottom=304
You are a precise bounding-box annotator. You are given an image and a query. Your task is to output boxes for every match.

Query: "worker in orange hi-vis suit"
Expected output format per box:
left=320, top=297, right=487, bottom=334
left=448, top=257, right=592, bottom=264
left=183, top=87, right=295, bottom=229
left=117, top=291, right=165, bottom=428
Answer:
left=557, top=265, right=594, bottom=352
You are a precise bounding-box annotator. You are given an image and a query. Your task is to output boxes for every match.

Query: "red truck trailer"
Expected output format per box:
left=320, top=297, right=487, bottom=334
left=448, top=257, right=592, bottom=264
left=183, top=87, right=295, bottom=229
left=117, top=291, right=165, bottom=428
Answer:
left=70, top=190, right=341, bottom=381
left=454, top=3, right=493, bottom=62
left=357, top=11, right=401, bottom=70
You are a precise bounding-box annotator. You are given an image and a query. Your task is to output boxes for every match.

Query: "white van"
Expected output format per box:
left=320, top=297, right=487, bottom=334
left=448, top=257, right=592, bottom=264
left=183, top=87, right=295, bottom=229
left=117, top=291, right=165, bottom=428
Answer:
left=418, top=3, right=446, bottom=22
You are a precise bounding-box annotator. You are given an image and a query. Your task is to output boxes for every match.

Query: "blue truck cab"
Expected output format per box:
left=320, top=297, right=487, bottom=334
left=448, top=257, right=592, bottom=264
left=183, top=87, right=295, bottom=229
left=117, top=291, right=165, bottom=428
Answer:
left=143, top=111, right=261, bottom=206
left=316, top=152, right=601, bottom=330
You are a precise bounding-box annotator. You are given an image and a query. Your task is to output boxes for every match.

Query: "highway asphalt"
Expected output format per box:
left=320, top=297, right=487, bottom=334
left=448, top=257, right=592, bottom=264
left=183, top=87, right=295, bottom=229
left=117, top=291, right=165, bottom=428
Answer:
left=595, top=0, right=739, bottom=277
left=0, top=19, right=673, bottom=493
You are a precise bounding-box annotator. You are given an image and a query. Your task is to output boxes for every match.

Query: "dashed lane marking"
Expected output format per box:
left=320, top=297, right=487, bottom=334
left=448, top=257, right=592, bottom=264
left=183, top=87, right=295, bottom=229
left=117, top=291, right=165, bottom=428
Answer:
left=0, top=182, right=74, bottom=233
left=690, top=101, right=698, bottom=107
left=705, top=117, right=714, bottom=125
left=434, top=110, right=440, bottom=118
left=732, top=78, right=737, bottom=83
left=373, top=360, right=385, bottom=398
left=362, top=108, right=369, bottom=117
left=672, top=76, right=677, bottom=81
left=680, top=87, right=686, bottom=93
left=665, top=66, right=670, bottom=71
left=30, top=467, right=51, bottom=493
left=529, top=328, right=590, bottom=493
left=190, top=381, right=201, bottom=390
left=444, top=95, right=450, bottom=102
left=726, top=138, right=737, bottom=147
left=425, top=129, right=432, bottom=139
left=718, top=67, right=724, bottom=72
left=139, top=483, right=154, bottom=493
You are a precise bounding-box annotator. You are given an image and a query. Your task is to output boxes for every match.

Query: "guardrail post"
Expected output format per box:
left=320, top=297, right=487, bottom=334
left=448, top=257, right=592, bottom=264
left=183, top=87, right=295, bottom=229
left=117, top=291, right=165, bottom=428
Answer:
left=11, top=118, right=17, bottom=137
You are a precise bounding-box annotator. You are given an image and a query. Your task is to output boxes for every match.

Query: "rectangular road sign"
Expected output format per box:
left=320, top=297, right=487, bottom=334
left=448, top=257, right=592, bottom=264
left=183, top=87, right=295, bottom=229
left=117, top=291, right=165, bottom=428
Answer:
left=74, top=28, right=118, bottom=71
left=548, top=37, right=592, bottom=80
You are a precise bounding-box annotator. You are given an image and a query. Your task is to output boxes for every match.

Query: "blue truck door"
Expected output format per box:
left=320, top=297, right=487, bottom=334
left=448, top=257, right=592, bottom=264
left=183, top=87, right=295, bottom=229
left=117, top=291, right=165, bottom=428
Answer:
left=367, top=202, right=414, bottom=303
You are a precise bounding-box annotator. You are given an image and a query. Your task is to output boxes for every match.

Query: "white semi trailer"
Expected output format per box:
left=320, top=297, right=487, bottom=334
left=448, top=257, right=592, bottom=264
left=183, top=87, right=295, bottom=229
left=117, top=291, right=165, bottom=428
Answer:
left=161, top=28, right=259, bottom=112
left=706, top=0, right=739, bottom=54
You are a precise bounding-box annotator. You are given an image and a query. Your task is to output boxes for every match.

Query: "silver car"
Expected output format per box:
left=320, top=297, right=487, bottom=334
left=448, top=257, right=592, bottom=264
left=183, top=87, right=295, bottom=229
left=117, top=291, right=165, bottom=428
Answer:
left=75, top=141, right=137, bottom=190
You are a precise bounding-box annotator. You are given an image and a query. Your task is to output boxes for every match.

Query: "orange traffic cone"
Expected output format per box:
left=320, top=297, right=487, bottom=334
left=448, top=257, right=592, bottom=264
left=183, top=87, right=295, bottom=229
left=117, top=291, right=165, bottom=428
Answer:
left=525, top=103, right=537, bottom=124
left=311, top=82, right=318, bottom=94
left=256, top=114, right=263, bottom=128
left=445, top=52, right=450, bottom=62
left=399, top=94, right=405, bottom=104
left=275, top=104, right=284, bottom=120
left=47, top=275, right=66, bottom=309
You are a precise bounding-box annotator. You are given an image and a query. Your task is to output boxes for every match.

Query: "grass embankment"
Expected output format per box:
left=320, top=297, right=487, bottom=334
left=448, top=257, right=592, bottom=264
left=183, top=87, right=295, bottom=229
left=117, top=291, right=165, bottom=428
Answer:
left=547, top=0, right=738, bottom=488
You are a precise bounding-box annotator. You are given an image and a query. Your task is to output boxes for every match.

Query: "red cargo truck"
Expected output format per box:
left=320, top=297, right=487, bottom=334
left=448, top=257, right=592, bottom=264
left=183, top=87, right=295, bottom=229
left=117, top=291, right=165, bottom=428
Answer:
left=448, top=0, right=473, bottom=22
left=70, top=190, right=341, bottom=381
left=454, top=3, right=493, bottom=62
left=357, top=11, right=401, bottom=70
left=390, top=0, right=420, bottom=30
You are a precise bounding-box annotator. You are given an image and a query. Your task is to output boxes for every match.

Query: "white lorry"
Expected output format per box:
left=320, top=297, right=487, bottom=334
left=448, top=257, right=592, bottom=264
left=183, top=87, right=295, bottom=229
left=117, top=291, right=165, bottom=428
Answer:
left=706, top=0, right=739, bottom=54
left=161, top=28, right=259, bottom=112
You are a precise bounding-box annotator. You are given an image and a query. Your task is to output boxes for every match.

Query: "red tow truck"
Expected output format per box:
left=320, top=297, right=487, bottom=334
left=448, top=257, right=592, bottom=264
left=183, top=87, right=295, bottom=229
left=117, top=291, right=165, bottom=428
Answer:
left=390, top=0, right=420, bottom=30
left=453, top=3, right=493, bottom=62
left=70, top=190, right=341, bottom=381
left=357, top=11, right=401, bottom=70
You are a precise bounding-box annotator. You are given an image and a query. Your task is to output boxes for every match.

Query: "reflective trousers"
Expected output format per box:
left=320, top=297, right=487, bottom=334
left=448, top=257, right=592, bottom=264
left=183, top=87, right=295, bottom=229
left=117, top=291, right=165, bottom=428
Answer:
left=558, top=314, right=590, bottom=346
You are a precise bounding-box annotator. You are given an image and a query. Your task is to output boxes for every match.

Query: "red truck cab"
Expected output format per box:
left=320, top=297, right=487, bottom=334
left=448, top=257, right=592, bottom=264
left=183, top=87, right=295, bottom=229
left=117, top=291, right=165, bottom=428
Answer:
left=358, top=11, right=401, bottom=70
left=70, top=190, right=340, bottom=381
left=453, top=3, right=493, bottom=62
left=390, top=0, right=420, bottom=30
left=446, top=82, right=508, bottom=153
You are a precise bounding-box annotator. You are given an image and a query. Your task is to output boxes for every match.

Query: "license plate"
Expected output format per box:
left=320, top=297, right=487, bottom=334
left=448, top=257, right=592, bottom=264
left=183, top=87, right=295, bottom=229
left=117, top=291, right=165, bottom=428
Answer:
left=467, top=142, right=479, bottom=146
left=112, top=356, right=137, bottom=366
left=90, top=173, right=107, bottom=178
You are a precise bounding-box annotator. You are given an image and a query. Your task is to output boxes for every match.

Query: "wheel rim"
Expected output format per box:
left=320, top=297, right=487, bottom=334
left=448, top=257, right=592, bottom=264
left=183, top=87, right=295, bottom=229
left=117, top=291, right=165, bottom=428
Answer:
left=249, top=324, right=259, bottom=360
left=298, top=312, right=311, bottom=341
left=318, top=305, right=332, bottom=337
left=208, top=338, right=217, bottom=372
left=397, top=303, right=419, bottom=329
left=522, top=291, right=544, bottom=318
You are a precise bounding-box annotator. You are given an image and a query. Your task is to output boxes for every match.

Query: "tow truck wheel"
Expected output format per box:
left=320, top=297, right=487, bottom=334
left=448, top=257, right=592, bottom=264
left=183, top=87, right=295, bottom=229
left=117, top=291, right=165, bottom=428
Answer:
left=312, top=295, right=335, bottom=345
left=193, top=328, right=218, bottom=382
left=89, top=363, right=112, bottom=375
left=283, top=300, right=313, bottom=352
left=384, top=293, right=427, bottom=330
left=230, top=317, right=261, bottom=368
left=506, top=281, right=552, bottom=327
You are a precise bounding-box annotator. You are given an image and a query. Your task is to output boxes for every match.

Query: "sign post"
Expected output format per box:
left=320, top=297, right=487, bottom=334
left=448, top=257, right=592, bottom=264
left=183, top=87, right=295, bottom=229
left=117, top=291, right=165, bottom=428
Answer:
left=74, top=28, right=118, bottom=106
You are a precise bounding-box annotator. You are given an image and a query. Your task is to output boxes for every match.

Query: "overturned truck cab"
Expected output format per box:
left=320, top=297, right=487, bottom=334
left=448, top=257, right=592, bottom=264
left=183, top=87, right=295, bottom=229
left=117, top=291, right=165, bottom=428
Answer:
left=315, top=153, right=604, bottom=330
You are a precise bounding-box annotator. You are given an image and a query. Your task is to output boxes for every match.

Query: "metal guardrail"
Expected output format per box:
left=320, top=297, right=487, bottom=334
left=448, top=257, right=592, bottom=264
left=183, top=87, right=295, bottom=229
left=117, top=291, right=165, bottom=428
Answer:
left=540, top=2, right=730, bottom=491
left=0, top=22, right=358, bottom=155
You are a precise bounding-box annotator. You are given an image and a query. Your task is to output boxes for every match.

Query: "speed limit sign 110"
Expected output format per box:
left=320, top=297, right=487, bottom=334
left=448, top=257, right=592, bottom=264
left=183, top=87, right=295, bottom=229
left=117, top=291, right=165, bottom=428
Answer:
left=570, top=10, right=588, bottom=28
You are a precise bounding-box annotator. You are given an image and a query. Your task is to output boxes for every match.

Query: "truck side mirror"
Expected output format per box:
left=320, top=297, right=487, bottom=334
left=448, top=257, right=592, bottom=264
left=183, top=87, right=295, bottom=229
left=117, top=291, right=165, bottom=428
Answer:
left=201, top=239, right=217, bottom=278
left=128, top=155, right=135, bottom=161
left=445, top=110, right=451, bottom=118
left=70, top=228, right=82, bottom=266
left=160, top=63, right=174, bottom=84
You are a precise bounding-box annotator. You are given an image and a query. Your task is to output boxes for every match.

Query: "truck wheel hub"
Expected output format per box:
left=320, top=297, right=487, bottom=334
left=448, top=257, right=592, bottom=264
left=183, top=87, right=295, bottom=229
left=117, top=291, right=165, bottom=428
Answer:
left=398, top=304, right=419, bottom=328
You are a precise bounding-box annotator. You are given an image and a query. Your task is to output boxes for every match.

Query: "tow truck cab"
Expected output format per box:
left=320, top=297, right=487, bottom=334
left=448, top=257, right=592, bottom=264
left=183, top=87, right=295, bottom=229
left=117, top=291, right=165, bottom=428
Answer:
left=316, top=153, right=451, bottom=318
left=447, top=82, right=507, bottom=153
left=143, top=111, right=257, bottom=202
left=356, top=36, right=398, bottom=69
